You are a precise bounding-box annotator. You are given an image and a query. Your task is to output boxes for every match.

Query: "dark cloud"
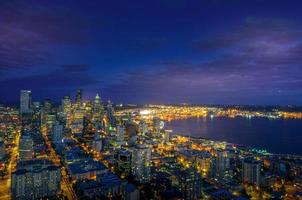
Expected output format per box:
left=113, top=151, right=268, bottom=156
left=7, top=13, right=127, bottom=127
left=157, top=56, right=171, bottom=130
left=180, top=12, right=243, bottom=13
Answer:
left=0, top=24, right=48, bottom=70
left=0, top=64, right=97, bottom=88
left=0, top=0, right=97, bottom=72
left=129, top=38, right=167, bottom=52
left=1, top=0, right=302, bottom=105
left=0, top=1, right=93, bottom=45
left=106, top=17, right=302, bottom=105
left=0, top=64, right=100, bottom=102
left=61, top=64, right=91, bottom=72
left=192, top=17, right=302, bottom=53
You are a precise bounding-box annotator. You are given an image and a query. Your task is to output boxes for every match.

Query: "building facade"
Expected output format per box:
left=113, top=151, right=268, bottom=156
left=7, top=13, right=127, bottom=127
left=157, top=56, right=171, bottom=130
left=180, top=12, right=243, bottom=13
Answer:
left=11, top=159, right=61, bottom=200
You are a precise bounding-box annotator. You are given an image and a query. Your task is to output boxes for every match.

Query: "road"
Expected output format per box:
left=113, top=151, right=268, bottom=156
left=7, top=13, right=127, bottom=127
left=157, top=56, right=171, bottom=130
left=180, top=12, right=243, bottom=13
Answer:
left=41, top=126, right=78, bottom=200
left=0, top=130, right=20, bottom=200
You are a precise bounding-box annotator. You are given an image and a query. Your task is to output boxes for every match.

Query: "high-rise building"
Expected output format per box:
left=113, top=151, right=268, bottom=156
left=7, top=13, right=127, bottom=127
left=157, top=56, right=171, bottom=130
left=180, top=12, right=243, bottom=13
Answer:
left=125, top=123, right=137, bottom=140
left=153, top=117, right=164, bottom=134
left=32, top=102, right=41, bottom=132
left=62, top=95, right=71, bottom=113
left=84, top=100, right=92, bottom=116
left=43, top=99, right=52, bottom=114
left=11, top=159, right=61, bottom=200
left=52, top=122, right=63, bottom=144
left=242, top=157, right=262, bottom=185
left=61, top=95, right=72, bottom=127
left=106, top=101, right=116, bottom=125
left=138, top=120, right=148, bottom=136
left=0, top=138, right=6, bottom=159
left=114, top=148, right=132, bottom=177
left=20, top=112, right=33, bottom=133
left=178, top=168, right=203, bottom=200
left=125, top=184, right=140, bottom=200
left=116, top=125, right=125, bottom=142
left=92, top=133, right=103, bottom=152
left=215, top=150, right=230, bottom=176
left=162, top=130, right=171, bottom=143
left=70, top=108, right=84, bottom=134
left=131, top=144, right=151, bottom=183
left=19, top=135, right=33, bottom=160
left=93, top=93, right=103, bottom=116
left=44, top=113, right=56, bottom=131
left=75, top=89, right=82, bottom=108
left=20, top=90, right=32, bottom=114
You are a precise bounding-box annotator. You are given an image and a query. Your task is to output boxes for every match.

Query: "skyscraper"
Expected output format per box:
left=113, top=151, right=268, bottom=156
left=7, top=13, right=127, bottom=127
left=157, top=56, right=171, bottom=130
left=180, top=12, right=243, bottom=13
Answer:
left=19, top=135, right=33, bottom=160
left=20, top=90, right=32, bottom=114
left=114, top=148, right=132, bottom=177
left=138, top=120, right=148, bottom=136
left=43, top=99, right=52, bottom=114
left=178, top=168, right=203, bottom=200
left=93, top=93, right=103, bottom=120
left=242, top=157, right=262, bottom=186
left=62, top=95, right=71, bottom=113
left=131, top=144, right=151, bottom=183
left=11, top=159, right=61, bottom=200
left=153, top=117, right=164, bottom=134
left=52, top=122, right=63, bottom=144
left=215, top=150, right=230, bottom=177
left=0, top=138, right=6, bottom=159
left=92, top=133, right=103, bottom=153
left=116, top=125, right=125, bottom=142
left=75, top=89, right=82, bottom=108
left=106, top=101, right=116, bottom=125
left=32, top=102, right=41, bottom=132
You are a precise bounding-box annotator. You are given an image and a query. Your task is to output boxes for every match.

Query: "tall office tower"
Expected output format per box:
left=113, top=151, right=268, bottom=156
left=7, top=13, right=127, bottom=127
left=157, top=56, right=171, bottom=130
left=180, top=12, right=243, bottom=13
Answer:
left=106, top=101, right=116, bottom=125
left=84, top=100, right=92, bottom=113
left=75, top=89, right=82, bottom=108
left=20, top=112, right=33, bottom=134
left=131, top=144, right=151, bottom=183
left=116, top=125, right=125, bottom=142
left=20, top=90, right=32, bottom=114
left=19, top=135, right=33, bottom=160
left=52, top=122, right=63, bottom=144
left=138, top=120, right=148, bottom=136
left=0, top=138, right=6, bottom=159
left=242, top=157, right=262, bottom=186
left=161, top=130, right=171, bottom=143
left=215, top=150, right=230, bottom=176
left=32, top=102, right=41, bottom=132
left=178, top=168, right=203, bottom=200
left=92, top=133, right=102, bottom=152
left=70, top=108, right=84, bottom=134
left=11, top=159, right=61, bottom=200
left=44, top=113, right=56, bottom=131
left=61, top=95, right=72, bottom=127
left=61, top=95, right=71, bottom=113
left=125, top=123, right=137, bottom=139
left=43, top=99, right=52, bottom=114
left=93, top=93, right=103, bottom=119
left=114, top=148, right=132, bottom=177
left=153, top=117, right=164, bottom=134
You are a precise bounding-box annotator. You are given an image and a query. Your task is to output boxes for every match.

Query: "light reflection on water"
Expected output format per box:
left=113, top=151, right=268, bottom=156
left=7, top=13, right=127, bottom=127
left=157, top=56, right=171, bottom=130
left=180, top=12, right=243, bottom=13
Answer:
left=165, top=117, right=302, bottom=155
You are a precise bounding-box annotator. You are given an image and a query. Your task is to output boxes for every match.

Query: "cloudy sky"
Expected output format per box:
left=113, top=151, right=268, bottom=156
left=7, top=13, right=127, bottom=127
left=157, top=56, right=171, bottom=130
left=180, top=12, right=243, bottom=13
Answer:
left=1, top=0, right=302, bottom=105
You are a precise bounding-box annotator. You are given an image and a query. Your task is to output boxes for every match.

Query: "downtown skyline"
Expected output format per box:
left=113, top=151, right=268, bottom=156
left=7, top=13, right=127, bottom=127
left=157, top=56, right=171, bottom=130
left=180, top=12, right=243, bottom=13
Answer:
left=1, top=2, right=302, bottom=200
left=1, top=0, right=302, bottom=105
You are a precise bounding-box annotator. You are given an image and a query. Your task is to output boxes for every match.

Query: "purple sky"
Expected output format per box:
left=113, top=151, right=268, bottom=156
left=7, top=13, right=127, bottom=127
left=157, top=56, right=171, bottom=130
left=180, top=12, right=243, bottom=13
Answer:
left=1, top=0, right=302, bottom=105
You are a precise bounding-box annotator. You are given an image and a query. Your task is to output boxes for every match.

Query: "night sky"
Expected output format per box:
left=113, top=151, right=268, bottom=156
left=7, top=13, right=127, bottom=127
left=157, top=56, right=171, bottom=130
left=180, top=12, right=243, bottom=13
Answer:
left=1, top=0, right=302, bottom=105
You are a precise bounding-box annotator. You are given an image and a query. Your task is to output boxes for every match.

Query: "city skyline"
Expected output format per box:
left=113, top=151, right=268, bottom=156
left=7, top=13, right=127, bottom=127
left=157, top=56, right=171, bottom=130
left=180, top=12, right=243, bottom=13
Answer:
left=1, top=0, right=302, bottom=105
left=0, top=89, right=300, bottom=200
left=1, top=1, right=302, bottom=200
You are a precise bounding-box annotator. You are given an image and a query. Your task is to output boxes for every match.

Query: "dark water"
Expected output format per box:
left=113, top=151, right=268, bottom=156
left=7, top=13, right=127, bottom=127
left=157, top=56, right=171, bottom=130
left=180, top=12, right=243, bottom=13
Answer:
left=165, top=117, right=302, bottom=155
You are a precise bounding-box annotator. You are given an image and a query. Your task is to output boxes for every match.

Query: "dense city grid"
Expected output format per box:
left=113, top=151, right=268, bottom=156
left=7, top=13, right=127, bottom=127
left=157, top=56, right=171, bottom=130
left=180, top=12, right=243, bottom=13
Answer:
left=0, top=90, right=301, bottom=200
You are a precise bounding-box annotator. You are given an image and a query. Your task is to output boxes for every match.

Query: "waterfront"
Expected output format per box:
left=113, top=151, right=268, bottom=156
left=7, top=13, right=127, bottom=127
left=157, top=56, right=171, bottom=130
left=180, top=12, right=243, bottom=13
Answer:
left=165, top=117, right=302, bottom=155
